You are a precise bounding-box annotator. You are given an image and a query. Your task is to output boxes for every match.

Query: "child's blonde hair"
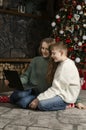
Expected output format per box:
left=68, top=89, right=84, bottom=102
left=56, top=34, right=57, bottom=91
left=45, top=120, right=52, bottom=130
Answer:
left=50, top=41, right=68, bottom=56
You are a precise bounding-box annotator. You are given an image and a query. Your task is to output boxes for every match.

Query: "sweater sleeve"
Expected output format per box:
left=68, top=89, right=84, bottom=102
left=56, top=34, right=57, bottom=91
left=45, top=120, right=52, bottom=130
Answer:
left=37, top=78, right=61, bottom=101
left=20, top=59, right=34, bottom=84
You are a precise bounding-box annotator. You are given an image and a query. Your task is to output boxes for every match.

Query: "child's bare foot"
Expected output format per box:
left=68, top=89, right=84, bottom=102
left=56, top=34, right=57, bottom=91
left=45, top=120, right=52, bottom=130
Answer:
left=75, top=103, right=86, bottom=109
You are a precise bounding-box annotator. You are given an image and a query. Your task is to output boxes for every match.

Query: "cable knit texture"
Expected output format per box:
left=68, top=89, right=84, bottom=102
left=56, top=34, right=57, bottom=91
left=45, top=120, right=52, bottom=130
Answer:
left=37, top=58, right=80, bottom=103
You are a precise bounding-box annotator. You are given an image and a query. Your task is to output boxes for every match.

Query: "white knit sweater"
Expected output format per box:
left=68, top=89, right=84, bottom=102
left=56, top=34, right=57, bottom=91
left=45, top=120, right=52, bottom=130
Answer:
left=37, top=58, right=81, bottom=103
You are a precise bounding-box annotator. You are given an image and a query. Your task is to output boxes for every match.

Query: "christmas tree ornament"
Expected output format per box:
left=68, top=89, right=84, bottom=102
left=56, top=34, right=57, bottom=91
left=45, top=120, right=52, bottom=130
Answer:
left=74, top=44, right=79, bottom=50
left=75, top=57, right=81, bottom=63
left=79, top=11, right=83, bottom=15
left=59, top=30, right=64, bottom=34
left=83, top=24, right=86, bottom=28
left=68, top=47, right=74, bottom=51
left=65, top=25, right=74, bottom=33
left=51, top=22, right=56, bottom=27
left=56, top=18, right=61, bottom=23
left=74, top=37, right=78, bottom=42
left=74, top=14, right=80, bottom=21
left=65, top=38, right=71, bottom=43
left=71, top=55, right=75, bottom=60
left=55, top=37, right=60, bottom=42
left=65, top=8, right=67, bottom=12
left=67, top=14, right=73, bottom=19
left=78, top=42, right=82, bottom=46
left=55, top=14, right=60, bottom=19
left=76, top=5, right=82, bottom=10
left=74, top=25, right=80, bottom=30
left=82, top=35, right=86, bottom=40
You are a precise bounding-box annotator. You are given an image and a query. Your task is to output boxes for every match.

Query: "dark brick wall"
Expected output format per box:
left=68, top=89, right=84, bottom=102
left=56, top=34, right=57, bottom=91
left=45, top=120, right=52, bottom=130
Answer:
left=0, top=0, right=52, bottom=58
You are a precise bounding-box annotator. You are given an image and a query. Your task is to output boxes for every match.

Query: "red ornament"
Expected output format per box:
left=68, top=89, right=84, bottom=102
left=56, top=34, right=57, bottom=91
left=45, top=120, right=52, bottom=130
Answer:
left=71, top=56, right=75, bottom=60
left=79, top=71, right=86, bottom=90
left=68, top=47, right=74, bottom=51
left=84, top=72, right=86, bottom=80
left=81, top=72, right=86, bottom=90
left=81, top=81, right=86, bottom=90
left=74, top=25, right=78, bottom=30
left=55, top=37, right=60, bottom=42
left=66, top=38, right=71, bottom=43
left=78, top=69, right=83, bottom=77
left=56, top=18, right=61, bottom=23
left=67, top=14, right=73, bottom=19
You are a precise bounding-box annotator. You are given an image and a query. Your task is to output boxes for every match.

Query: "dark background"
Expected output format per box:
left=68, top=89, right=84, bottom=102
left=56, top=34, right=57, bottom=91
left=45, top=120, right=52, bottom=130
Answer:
left=0, top=0, right=63, bottom=58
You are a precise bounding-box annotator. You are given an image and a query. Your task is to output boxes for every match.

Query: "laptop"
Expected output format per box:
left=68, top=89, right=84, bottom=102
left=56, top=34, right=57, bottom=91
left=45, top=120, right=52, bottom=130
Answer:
left=3, top=70, right=24, bottom=90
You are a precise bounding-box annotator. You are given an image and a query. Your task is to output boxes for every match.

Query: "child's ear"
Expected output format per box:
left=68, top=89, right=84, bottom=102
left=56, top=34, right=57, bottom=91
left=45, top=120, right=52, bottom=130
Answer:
left=60, top=50, right=63, bottom=55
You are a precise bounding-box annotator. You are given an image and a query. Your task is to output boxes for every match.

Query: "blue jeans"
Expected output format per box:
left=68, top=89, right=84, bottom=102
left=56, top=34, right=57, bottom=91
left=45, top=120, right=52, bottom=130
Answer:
left=10, top=89, right=36, bottom=108
left=38, top=96, right=68, bottom=111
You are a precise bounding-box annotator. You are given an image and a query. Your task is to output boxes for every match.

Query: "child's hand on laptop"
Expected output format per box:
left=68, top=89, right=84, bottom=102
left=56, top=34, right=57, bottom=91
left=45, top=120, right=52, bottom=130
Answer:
left=4, top=80, right=9, bottom=86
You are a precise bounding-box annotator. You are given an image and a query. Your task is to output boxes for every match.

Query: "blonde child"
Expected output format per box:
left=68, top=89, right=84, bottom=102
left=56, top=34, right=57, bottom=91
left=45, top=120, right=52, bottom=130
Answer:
left=29, top=41, right=81, bottom=110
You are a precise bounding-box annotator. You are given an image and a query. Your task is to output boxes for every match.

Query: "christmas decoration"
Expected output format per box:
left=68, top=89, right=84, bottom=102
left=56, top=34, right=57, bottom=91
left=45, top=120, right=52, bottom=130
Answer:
left=51, top=0, right=86, bottom=69
left=79, top=70, right=86, bottom=90
left=0, top=96, right=10, bottom=103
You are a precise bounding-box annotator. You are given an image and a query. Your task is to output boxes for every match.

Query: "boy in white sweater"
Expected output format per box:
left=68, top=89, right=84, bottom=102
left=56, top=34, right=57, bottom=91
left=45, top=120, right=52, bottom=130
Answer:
left=29, top=41, right=81, bottom=111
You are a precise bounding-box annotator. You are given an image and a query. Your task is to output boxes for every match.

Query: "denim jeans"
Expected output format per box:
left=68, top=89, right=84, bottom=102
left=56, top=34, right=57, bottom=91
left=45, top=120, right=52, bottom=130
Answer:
left=38, top=96, right=68, bottom=111
left=10, top=89, right=36, bottom=108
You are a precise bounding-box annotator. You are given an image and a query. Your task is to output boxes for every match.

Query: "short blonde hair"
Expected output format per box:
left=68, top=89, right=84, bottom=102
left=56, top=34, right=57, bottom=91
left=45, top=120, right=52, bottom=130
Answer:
left=50, top=41, right=68, bottom=55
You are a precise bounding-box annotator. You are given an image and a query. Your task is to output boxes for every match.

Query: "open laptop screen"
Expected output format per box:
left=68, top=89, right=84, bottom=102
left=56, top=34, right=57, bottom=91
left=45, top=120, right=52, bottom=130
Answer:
left=3, top=70, right=24, bottom=90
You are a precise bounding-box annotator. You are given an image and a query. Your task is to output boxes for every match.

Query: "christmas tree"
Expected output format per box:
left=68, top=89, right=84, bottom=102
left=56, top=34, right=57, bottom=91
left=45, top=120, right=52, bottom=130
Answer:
left=51, top=0, right=86, bottom=69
